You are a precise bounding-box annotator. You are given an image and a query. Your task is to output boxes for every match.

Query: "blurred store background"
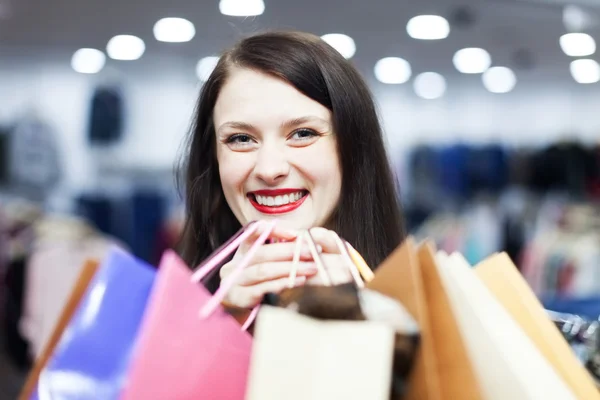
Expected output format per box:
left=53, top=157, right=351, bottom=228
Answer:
left=1, top=0, right=600, bottom=397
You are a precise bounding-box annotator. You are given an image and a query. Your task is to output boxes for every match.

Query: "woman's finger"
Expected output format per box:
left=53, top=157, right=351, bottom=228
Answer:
left=305, top=254, right=354, bottom=286
left=237, top=261, right=318, bottom=286
left=226, top=276, right=307, bottom=309
left=241, top=221, right=299, bottom=248
left=248, top=242, right=314, bottom=265
left=308, top=227, right=342, bottom=254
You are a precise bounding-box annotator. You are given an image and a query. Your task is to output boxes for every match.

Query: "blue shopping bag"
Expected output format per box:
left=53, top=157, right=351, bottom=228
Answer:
left=31, top=247, right=156, bottom=400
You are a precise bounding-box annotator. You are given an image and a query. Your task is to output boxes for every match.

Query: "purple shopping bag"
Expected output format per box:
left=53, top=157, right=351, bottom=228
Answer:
left=31, top=247, right=156, bottom=400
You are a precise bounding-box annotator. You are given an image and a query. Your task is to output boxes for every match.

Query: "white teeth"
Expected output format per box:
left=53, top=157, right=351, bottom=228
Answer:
left=254, top=191, right=305, bottom=206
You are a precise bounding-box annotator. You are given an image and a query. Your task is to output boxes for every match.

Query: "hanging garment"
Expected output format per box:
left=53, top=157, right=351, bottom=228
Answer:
left=88, top=86, right=124, bottom=145
left=8, top=116, right=61, bottom=199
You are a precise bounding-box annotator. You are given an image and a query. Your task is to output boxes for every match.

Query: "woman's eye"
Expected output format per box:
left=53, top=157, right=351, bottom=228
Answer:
left=291, top=129, right=319, bottom=140
left=226, top=134, right=254, bottom=144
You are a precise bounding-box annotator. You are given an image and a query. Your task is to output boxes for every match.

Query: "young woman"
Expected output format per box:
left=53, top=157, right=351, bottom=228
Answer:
left=179, top=30, right=405, bottom=310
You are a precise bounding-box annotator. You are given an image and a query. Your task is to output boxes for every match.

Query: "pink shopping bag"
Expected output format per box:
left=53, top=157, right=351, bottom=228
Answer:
left=120, top=221, right=276, bottom=400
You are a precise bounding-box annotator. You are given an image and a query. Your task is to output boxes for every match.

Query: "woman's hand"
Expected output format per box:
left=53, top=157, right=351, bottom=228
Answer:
left=304, top=227, right=356, bottom=286
left=219, top=224, right=319, bottom=310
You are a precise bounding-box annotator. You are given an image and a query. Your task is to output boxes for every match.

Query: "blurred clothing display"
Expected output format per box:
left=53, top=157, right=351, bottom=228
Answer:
left=521, top=204, right=600, bottom=299
left=8, top=115, right=62, bottom=200
left=88, top=86, right=125, bottom=145
left=76, top=189, right=170, bottom=264
left=20, top=215, right=122, bottom=360
left=0, top=126, right=10, bottom=186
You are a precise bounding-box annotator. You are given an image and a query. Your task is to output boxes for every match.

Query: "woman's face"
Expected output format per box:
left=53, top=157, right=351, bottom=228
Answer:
left=213, top=68, right=342, bottom=230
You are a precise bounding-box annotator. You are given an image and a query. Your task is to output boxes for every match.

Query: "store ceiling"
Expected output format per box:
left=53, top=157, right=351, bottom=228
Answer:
left=1, top=0, right=600, bottom=80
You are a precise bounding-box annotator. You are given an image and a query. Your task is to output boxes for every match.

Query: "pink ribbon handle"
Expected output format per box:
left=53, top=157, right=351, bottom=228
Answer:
left=198, top=220, right=277, bottom=320
left=190, top=221, right=260, bottom=283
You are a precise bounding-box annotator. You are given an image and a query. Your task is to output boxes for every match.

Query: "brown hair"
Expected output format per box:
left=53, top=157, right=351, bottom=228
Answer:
left=178, top=31, right=405, bottom=288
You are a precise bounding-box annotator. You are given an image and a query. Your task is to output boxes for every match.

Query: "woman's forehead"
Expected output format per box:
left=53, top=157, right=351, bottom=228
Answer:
left=213, top=68, right=331, bottom=127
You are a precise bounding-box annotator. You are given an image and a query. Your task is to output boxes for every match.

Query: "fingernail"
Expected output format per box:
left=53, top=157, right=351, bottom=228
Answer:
left=317, top=244, right=323, bottom=253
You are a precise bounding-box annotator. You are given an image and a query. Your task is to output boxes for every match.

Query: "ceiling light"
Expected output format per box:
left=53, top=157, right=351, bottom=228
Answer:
left=570, top=59, right=600, bottom=84
left=413, top=72, right=446, bottom=99
left=559, top=33, right=596, bottom=57
left=563, top=5, right=591, bottom=33
left=219, top=0, right=264, bottom=16
left=321, top=33, right=356, bottom=59
left=71, top=48, right=106, bottom=74
left=106, top=35, right=145, bottom=61
left=482, top=66, right=517, bottom=93
left=453, top=47, right=491, bottom=74
left=406, top=15, right=450, bottom=40
left=153, top=18, right=196, bottom=43
left=374, top=57, right=412, bottom=84
left=196, top=56, right=220, bottom=82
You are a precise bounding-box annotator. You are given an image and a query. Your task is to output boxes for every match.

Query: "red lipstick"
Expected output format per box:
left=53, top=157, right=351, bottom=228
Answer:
left=248, top=189, right=308, bottom=215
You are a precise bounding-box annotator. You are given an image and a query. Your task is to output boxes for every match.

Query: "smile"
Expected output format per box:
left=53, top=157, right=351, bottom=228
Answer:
left=248, top=189, right=308, bottom=214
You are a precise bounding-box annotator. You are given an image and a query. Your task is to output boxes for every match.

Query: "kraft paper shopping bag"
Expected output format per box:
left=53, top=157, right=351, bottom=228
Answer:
left=475, top=252, right=600, bottom=399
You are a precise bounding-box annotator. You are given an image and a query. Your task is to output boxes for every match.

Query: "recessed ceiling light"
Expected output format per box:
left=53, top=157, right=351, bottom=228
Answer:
left=321, top=33, right=356, bottom=59
left=374, top=57, right=412, bottom=84
left=559, top=33, right=596, bottom=57
left=153, top=18, right=196, bottom=43
left=453, top=47, right=491, bottom=74
left=414, top=72, right=446, bottom=99
left=406, top=15, right=450, bottom=40
left=219, top=0, right=265, bottom=16
left=570, top=59, right=600, bottom=84
left=71, top=48, right=106, bottom=74
left=482, top=66, right=517, bottom=93
left=107, top=35, right=145, bottom=61
left=196, top=56, right=220, bottom=82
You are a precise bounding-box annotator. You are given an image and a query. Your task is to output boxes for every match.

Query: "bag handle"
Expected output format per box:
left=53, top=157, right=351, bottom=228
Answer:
left=198, top=220, right=277, bottom=319
left=288, top=229, right=365, bottom=288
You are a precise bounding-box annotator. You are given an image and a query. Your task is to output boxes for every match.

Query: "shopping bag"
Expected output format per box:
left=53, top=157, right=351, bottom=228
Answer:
left=435, top=251, right=576, bottom=399
left=474, top=252, right=600, bottom=399
left=19, top=259, right=99, bottom=400
left=415, top=243, right=482, bottom=399
left=366, top=238, right=442, bottom=399
left=120, top=220, right=276, bottom=400
left=32, top=248, right=156, bottom=400
left=246, top=305, right=396, bottom=400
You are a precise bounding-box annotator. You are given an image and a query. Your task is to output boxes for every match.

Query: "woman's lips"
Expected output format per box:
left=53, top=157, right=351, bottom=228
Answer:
left=248, top=190, right=308, bottom=214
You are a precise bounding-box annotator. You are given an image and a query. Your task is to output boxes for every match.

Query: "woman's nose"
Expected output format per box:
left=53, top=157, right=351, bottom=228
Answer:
left=253, top=145, right=290, bottom=185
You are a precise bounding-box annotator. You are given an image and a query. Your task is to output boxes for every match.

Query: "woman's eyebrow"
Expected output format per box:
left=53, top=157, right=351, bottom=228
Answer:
left=280, top=116, right=331, bottom=130
left=216, top=116, right=331, bottom=134
left=216, top=121, right=257, bottom=134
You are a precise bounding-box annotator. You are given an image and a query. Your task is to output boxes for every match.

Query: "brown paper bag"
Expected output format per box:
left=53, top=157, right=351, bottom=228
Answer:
left=475, top=252, right=600, bottom=399
left=416, top=243, right=483, bottom=399
left=18, top=259, right=99, bottom=400
left=246, top=305, right=395, bottom=400
left=366, top=238, right=442, bottom=399
left=436, top=251, right=576, bottom=399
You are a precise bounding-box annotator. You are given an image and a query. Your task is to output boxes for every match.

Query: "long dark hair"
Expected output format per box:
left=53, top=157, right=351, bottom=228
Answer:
left=178, top=30, right=405, bottom=279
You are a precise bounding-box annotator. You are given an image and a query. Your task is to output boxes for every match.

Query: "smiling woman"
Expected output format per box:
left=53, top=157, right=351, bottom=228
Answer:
left=178, top=30, right=405, bottom=306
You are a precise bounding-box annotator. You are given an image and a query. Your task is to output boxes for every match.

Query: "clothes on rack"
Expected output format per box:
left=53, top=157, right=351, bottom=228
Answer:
left=521, top=204, right=600, bottom=298
left=88, top=86, right=125, bottom=145
left=19, top=214, right=122, bottom=360
left=8, top=115, right=62, bottom=200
